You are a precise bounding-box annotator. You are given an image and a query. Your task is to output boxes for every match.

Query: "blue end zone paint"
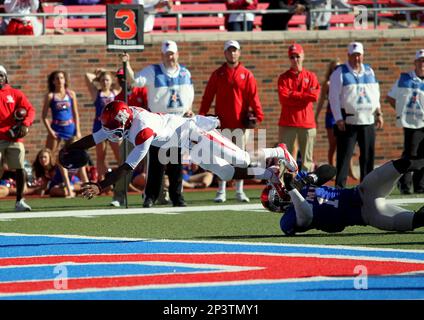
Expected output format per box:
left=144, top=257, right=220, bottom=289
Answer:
left=1, top=234, right=424, bottom=261
left=9, top=275, right=424, bottom=300
left=1, top=234, right=424, bottom=300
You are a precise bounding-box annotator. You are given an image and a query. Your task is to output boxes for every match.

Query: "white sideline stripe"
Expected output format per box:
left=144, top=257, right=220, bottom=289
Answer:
left=0, top=198, right=422, bottom=221
left=0, top=204, right=263, bottom=220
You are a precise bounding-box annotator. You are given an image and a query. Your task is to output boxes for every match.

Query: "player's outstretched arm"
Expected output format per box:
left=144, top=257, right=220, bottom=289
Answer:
left=67, top=135, right=96, bottom=150
left=82, top=163, right=133, bottom=199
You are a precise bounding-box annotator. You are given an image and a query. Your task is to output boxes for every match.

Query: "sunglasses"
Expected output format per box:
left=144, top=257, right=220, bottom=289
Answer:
left=289, top=55, right=301, bottom=60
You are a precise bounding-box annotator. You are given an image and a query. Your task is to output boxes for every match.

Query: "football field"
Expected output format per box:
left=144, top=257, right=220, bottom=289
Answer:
left=0, top=188, right=423, bottom=300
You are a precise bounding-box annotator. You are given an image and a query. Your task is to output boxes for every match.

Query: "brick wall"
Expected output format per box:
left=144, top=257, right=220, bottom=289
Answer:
left=1, top=29, right=423, bottom=169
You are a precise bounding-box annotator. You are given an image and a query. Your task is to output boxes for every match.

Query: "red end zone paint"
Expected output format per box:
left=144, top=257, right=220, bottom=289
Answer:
left=0, top=253, right=423, bottom=294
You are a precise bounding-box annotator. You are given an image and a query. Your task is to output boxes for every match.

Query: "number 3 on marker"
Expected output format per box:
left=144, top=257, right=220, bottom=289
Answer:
left=114, top=9, right=137, bottom=40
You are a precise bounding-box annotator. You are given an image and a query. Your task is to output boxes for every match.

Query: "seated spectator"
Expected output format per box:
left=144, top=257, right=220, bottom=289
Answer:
left=63, top=0, right=101, bottom=5
left=32, top=147, right=85, bottom=198
left=182, top=162, right=214, bottom=189
left=4, top=0, right=41, bottom=36
left=31, top=148, right=57, bottom=196
left=226, top=0, right=258, bottom=31
left=305, top=0, right=352, bottom=30
left=260, top=0, right=305, bottom=31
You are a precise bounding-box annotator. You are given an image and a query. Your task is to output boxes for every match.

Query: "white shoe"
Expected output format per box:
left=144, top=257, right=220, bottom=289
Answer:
left=236, top=192, right=250, bottom=203
left=277, top=143, right=298, bottom=173
left=110, top=200, right=121, bottom=207
left=214, top=191, right=226, bottom=203
left=15, top=199, right=31, bottom=212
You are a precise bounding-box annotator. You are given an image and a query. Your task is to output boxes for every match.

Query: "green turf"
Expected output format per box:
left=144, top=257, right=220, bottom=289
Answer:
left=0, top=189, right=423, bottom=250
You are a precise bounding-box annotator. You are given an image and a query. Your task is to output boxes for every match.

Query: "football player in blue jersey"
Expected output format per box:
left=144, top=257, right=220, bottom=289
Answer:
left=261, top=158, right=424, bottom=235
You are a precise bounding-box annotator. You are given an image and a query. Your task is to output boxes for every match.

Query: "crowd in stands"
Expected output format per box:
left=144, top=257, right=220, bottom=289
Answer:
left=0, top=39, right=423, bottom=212
left=0, top=0, right=423, bottom=35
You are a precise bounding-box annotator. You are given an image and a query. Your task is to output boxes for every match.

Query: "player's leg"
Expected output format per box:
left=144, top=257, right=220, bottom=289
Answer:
left=194, top=129, right=297, bottom=172
left=359, top=158, right=424, bottom=231
left=7, top=142, right=31, bottom=211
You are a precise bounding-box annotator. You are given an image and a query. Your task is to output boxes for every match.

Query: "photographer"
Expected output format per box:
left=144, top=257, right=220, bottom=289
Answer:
left=0, top=65, right=35, bottom=211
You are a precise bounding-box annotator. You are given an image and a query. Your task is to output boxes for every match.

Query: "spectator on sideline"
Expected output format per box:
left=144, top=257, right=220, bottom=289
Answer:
left=4, top=0, right=41, bottom=36
left=278, top=43, right=320, bottom=172
left=85, top=69, right=121, bottom=181
left=123, top=40, right=194, bottom=208
left=110, top=67, right=149, bottom=207
left=41, top=70, right=89, bottom=186
left=0, top=65, right=35, bottom=211
left=329, top=42, right=383, bottom=188
left=182, top=159, right=214, bottom=189
left=32, top=147, right=79, bottom=198
left=226, top=0, right=258, bottom=31
left=199, top=40, right=264, bottom=203
left=42, top=70, right=82, bottom=155
left=260, top=0, right=305, bottom=31
left=386, top=49, right=424, bottom=194
left=315, top=58, right=358, bottom=180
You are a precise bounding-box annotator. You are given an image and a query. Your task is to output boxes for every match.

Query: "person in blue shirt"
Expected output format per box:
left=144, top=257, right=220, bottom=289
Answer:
left=274, top=158, right=424, bottom=235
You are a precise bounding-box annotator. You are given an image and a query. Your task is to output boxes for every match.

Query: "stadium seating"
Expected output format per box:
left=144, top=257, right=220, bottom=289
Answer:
left=35, top=1, right=424, bottom=34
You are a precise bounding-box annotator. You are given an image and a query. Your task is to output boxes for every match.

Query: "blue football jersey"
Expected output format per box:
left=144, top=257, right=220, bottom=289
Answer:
left=280, top=184, right=366, bottom=235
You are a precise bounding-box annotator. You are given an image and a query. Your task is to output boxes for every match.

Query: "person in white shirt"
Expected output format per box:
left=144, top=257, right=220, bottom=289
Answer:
left=386, top=49, right=424, bottom=194
left=329, top=41, right=383, bottom=188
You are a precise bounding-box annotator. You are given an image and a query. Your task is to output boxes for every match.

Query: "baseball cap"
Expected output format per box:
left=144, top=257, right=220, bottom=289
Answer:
left=116, top=68, right=124, bottom=77
left=161, top=40, right=178, bottom=54
left=348, top=42, right=364, bottom=55
left=224, top=40, right=240, bottom=51
left=415, top=49, right=424, bottom=60
left=288, top=43, right=304, bottom=57
left=0, top=65, right=7, bottom=76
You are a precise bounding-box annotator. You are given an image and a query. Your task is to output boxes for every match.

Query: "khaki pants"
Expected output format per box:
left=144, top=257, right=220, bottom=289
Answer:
left=0, top=140, right=25, bottom=178
left=278, top=126, right=316, bottom=172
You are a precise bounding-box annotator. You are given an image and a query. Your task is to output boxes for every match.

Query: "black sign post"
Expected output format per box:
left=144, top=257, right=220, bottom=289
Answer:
left=106, top=4, right=144, bottom=208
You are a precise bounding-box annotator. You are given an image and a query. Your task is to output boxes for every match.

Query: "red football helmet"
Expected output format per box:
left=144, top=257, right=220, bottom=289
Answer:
left=261, top=184, right=292, bottom=213
left=100, top=100, right=133, bottom=142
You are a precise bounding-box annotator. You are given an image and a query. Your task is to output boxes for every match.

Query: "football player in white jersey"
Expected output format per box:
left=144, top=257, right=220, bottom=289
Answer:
left=61, top=100, right=298, bottom=200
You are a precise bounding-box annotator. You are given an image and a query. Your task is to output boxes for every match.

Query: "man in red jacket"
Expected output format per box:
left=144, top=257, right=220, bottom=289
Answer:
left=0, top=65, right=35, bottom=211
left=199, top=40, right=264, bottom=203
left=278, top=43, right=320, bottom=172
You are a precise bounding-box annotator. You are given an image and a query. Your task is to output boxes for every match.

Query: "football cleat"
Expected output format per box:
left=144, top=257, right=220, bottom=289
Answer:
left=236, top=191, right=250, bottom=203
left=15, top=199, right=31, bottom=212
left=214, top=191, right=226, bottom=203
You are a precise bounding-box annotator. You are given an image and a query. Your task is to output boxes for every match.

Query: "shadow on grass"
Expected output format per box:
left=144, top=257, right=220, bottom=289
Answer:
left=190, top=231, right=424, bottom=241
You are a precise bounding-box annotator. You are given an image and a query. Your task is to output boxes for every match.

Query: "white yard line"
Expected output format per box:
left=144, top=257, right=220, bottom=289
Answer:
left=0, top=198, right=422, bottom=221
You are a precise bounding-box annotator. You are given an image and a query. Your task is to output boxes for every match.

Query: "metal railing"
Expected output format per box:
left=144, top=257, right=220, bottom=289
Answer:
left=0, top=5, right=422, bottom=34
